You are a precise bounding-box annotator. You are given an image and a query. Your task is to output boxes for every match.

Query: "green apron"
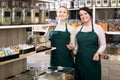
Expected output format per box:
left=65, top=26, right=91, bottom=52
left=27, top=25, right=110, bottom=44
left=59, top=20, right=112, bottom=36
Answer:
left=75, top=25, right=101, bottom=80
left=49, top=23, right=74, bottom=67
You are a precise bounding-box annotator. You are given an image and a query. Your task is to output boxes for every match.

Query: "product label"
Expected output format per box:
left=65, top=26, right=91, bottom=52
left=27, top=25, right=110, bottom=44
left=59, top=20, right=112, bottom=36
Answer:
left=27, top=12, right=31, bottom=17
left=4, top=11, right=10, bottom=17
left=16, top=12, right=21, bottom=16
left=35, top=13, right=39, bottom=17
left=104, top=0, right=107, bottom=4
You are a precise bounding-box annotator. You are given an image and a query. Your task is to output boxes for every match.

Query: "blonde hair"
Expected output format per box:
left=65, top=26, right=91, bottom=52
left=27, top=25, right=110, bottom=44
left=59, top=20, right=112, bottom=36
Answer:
left=57, top=6, right=69, bottom=14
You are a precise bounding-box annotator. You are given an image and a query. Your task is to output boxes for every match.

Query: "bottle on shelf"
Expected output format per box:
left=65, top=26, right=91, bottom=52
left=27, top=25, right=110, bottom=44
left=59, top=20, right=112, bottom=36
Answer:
left=118, top=0, right=120, bottom=7
left=22, top=1, right=31, bottom=24
left=79, top=0, right=85, bottom=8
left=96, top=0, right=102, bottom=7
left=85, top=0, right=92, bottom=7
left=74, top=0, right=79, bottom=8
left=39, top=3, right=48, bottom=24
left=111, top=0, right=117, bottom=7
left=11, top=0, right=23, bottom=25
left=0, top=0, right=11, bottom=25
left=102, top=0, right=110, bottom=7
left=30, top=2, right=39, bottom=24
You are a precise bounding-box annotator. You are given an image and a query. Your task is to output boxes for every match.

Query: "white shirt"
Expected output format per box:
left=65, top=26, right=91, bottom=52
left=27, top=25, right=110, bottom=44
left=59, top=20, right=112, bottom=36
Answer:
left=54, top=21, right=75, bottom=46
left=75, top=24, right=106, bottom=53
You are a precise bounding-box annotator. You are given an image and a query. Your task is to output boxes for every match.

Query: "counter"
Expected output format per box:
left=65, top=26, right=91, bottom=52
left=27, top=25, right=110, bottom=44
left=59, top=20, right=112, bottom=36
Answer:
left=6, top=67, right=74, bottom=80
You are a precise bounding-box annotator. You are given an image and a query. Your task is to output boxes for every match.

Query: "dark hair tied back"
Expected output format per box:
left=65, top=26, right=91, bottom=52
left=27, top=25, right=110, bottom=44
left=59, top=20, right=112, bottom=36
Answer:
left=78, top=7, right=92, bottom=20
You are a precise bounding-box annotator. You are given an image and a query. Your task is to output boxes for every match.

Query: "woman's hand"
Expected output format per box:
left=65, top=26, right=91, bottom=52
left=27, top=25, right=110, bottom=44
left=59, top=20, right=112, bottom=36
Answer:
left=66, top=43, right=74, bottom=50
left=93, top=52, right=100, bottom=61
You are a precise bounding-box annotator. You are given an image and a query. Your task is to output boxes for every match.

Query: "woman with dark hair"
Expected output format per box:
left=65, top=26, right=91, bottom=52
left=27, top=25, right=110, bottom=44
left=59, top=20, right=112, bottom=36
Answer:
left=73, top=7, right=106, bottom=80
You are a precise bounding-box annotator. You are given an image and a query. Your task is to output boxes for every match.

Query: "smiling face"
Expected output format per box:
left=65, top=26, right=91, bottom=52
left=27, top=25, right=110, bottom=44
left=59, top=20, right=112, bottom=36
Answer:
left=79, top=10, right=91, bottom=24
left=57, top=6, right=69, bottom=21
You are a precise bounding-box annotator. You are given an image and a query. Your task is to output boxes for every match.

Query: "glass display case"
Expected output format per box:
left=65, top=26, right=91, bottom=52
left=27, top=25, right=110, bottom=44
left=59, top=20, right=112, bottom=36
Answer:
left=6, top=67, right=74, bottom=80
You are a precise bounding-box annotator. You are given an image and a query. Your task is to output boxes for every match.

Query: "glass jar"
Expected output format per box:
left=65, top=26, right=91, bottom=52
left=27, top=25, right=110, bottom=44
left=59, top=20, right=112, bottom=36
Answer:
left=39, top=3, right=48, bottom=24
left=111, top=0, right=117, bottom=7
left=118, top=0, right=120, bottom=7
left=11, top=1, right=22, bottom=25
left=30, top=3, right=39, bottom=24
left=79, top=0, right=85, bottom=7
left=85, top=0, right=92, bottom=7
left=96, top=0, right=102, bottom=7
left=0, top=0, right=11, bottom=25
left=74, top=0, right=79, bottom=8
left=22, top=2, right=31, bottom=24
left=102, top=0, right=110, bottom=7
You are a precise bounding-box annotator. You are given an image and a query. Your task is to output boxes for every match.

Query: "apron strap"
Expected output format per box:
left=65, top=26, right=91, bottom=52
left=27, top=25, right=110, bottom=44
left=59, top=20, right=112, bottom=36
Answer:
left=80, top=25, right=83, bottom=32
left=65, top=23, right=68, bottom=31
left=92, top=24, right=94, bottom=32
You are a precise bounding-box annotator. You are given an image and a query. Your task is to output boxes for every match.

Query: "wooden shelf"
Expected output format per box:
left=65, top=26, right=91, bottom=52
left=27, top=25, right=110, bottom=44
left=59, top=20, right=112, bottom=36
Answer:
left=49, top=6, right=120, bottom=11
left=36, top=0, right=55, bottom=3
left=0, top=24, right=55, bottom=29
left=106, top=32, right=120, bottom=35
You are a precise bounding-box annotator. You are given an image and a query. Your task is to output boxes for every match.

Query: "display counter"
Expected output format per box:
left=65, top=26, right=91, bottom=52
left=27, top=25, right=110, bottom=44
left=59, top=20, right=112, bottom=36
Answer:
left=6, top=67, right=74, bottom=80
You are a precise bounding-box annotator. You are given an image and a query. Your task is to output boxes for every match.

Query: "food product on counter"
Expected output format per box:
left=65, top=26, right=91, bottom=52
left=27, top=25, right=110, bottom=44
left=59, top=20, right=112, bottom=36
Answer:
left=0, top=50, right=5, bottom=57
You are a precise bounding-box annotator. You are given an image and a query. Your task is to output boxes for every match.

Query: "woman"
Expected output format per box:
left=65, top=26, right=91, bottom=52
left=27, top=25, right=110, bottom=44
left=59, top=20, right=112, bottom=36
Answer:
left=49, top=6, right=75, bottom=67
left=74, top=7, right=106, bottom=80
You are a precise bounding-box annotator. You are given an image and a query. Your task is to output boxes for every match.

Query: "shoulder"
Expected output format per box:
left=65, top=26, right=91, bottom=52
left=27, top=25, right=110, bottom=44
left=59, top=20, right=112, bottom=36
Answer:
left=94, top=24, right=105, bottom=36
left=67, top=24, right=75, bottom=32
left=94, top=24, right=105, bottom=32
left=75, top=25, right=82, bottom=33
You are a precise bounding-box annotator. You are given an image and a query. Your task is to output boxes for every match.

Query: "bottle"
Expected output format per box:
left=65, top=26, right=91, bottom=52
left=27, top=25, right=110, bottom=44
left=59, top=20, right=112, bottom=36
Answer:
left=30, top=3, right=39, bottom=24
left=22, top=2, right=31, bottom=24
left=39, top=3, right=48, bottom=24
left=74, top=0, right=79, bottom=8
left=0, top=0, right=11, bottom=25
left=111, top=0, right=117, bottom=7
left=118, top=0, right=120, bottom=6
left=11, top=0, right=22, bottom=24
left=55, top=1, right=61, bottom=9
left=102, top=0, right=109, bottom=7
left=96, top=0, right=102, bottom=7
left=85, top=0, right=92, bottom=7
left=79, top=0, right=85, bottom=7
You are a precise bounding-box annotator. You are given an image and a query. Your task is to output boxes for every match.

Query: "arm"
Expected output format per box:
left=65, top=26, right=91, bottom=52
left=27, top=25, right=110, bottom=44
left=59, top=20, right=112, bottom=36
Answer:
left=93, top=24, right=106, bottom=61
